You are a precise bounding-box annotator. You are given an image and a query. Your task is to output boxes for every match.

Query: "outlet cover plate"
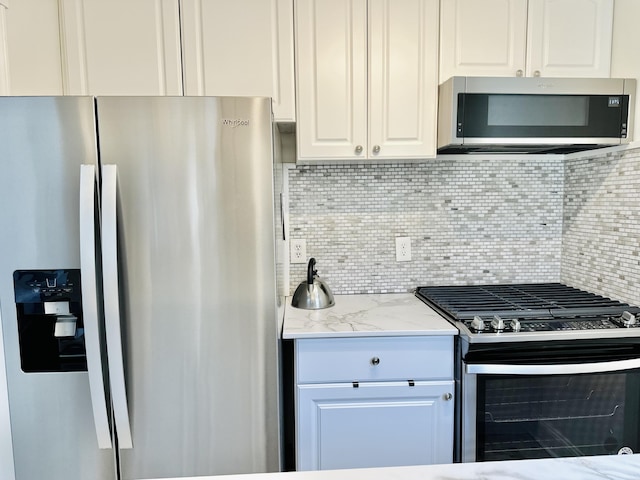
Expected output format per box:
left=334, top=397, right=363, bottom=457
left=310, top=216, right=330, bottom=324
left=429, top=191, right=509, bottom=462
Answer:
left=290, top=239, right=307, bottom=264
left=395, top=237, right=411, bottom=262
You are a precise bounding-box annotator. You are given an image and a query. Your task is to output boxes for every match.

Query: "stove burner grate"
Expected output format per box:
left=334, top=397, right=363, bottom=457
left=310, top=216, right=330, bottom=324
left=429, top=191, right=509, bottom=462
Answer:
left=416, top=283, right=639, bottom=321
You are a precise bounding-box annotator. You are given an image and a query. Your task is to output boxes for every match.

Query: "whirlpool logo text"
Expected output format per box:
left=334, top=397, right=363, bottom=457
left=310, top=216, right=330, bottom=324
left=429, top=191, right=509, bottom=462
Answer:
left=222, top=119, right=250, bottom=128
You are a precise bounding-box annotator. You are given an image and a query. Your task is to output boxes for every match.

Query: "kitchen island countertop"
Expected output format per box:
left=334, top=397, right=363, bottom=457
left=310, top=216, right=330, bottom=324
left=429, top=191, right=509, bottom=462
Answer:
left=151, top=454, right=640, bottom=480
left=282, top=293, right=457, bottom=339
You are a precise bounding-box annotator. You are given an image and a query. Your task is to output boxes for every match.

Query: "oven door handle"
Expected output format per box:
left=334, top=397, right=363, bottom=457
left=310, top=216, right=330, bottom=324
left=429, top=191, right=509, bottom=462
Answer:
left=465, top=357, right=640, bottom=375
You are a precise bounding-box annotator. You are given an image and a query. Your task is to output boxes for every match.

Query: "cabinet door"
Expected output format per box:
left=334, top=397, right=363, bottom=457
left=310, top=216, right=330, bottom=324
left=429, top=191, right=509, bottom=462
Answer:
left=295, top=0, right=368, bottom=160
left=439, top=0, right=528, bottom=81
left=59, top=0, right=182, bottom=95
left=296, top=381, right=454, bottom=471
left=181, top=0, right=295, bottom=122
left=368, top=0, right=439, bottom=159
left=526, top=0, right=613, bottom=78
left=0, top=0, right=64, bottom=95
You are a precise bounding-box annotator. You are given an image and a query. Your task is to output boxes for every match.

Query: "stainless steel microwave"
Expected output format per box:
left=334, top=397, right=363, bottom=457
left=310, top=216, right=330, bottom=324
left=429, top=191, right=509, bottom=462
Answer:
left=437, top=76, right=636, bottom=154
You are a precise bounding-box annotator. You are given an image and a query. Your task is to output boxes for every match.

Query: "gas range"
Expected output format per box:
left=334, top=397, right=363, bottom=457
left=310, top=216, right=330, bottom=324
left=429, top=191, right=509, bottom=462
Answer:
left=415, top=283, right=640, bottom=343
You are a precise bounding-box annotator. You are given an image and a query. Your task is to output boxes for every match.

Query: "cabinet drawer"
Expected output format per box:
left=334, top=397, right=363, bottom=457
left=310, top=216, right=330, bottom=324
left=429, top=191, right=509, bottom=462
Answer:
left=295, top=336, right=453, bottom=383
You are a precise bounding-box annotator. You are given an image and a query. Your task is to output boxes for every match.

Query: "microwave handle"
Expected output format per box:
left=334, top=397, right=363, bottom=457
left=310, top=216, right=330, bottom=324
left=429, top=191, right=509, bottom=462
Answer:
left=465, top=357, right=640, bottom=375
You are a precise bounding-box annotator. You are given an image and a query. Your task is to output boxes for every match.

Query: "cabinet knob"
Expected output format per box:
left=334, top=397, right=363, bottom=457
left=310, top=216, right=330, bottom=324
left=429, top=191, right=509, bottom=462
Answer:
left=355, top=145, right=363, bottom=154
left=533, top=70, right=541, bottom=77
left=516, top=69, right=523, bottom=77
left=372, top=145, right=380, bottom=154
left=370, top=357, right=380, bottom=366
left=443, top=393, right=453, bottom=401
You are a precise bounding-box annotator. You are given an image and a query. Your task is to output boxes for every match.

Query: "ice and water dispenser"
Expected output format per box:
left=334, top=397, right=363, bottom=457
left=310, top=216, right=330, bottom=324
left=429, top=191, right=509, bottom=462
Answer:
left=14, top=269, right=87, bottom=372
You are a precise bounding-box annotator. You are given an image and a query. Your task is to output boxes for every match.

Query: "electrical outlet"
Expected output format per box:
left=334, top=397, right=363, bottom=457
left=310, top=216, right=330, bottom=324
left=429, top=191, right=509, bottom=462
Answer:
left=290, top=239, right=307, bottom=264
left=395, top=237, right=411, bottom=262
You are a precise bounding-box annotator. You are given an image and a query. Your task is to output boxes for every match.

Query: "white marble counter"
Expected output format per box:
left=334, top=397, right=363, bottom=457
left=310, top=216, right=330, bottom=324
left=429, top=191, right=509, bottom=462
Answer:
left=151, top=454, right=640, bottom=480
left=282, top=293, right=457, bottom=339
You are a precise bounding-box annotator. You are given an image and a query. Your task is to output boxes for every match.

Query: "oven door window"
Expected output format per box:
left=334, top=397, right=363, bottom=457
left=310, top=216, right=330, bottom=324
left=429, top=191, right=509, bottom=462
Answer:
left=476, top=371, right=640, bottom=461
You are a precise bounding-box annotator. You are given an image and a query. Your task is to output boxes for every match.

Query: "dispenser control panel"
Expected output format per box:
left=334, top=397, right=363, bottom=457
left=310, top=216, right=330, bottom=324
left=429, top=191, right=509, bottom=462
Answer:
left=14, top=269, right=81, bottom=304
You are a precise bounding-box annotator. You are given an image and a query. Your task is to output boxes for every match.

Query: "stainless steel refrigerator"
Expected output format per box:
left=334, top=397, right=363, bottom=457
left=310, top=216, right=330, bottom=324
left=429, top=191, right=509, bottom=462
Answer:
left=0, top=96, right=281, bottom=479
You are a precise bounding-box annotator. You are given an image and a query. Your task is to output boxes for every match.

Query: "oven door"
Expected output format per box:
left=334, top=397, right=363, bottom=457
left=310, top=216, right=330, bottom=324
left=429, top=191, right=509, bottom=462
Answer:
left=462, top=341, right=640, bottom=463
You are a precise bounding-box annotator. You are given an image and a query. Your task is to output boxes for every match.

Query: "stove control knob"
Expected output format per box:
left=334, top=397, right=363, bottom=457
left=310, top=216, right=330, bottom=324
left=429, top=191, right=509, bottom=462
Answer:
left=511, top=318, right=521, bottom=332
left=621, top=311, right=637, bottom=327
left=471, top=316, right=486, bottom=331
left=491, top=315, right=505, bottom=331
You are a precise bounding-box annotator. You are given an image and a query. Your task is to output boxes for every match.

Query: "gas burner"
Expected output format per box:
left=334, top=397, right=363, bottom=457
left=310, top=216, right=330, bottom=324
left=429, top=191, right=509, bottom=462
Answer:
left=415, top=283, right=640, bottom=343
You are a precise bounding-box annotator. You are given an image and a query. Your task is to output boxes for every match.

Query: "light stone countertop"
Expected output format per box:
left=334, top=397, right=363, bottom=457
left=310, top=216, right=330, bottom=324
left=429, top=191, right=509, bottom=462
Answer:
left=282, top=293, right=457, bottom=339
left=150, top=454, right=640, bottom=480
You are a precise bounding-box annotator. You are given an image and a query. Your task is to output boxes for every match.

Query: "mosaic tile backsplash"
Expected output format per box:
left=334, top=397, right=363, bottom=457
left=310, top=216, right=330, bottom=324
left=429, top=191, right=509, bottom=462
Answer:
left=561, top=147, right=640, bottom=306
left=288, top=158, right=564, bottom=294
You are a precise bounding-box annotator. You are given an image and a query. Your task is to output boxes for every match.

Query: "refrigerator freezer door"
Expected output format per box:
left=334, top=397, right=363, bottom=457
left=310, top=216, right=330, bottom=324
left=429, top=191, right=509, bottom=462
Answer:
left=95, top=97, right=279, bottom=479
left=0, top=97, right=116, bottom=480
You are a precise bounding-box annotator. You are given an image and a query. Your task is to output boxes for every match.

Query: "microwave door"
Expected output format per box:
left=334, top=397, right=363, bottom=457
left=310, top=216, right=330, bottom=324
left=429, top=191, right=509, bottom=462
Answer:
left=459, top=93, right=628, bottom=144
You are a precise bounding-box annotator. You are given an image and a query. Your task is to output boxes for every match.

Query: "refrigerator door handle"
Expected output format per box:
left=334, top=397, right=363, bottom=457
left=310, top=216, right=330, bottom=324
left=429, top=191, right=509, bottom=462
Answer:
left=101, top=164, right=134, bottom=449
left=79, top=165, right=113, bottom=449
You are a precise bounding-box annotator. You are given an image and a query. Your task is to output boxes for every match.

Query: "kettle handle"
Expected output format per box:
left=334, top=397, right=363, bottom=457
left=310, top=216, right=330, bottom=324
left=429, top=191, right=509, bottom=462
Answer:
left=307, top=257, right=317, bottom=284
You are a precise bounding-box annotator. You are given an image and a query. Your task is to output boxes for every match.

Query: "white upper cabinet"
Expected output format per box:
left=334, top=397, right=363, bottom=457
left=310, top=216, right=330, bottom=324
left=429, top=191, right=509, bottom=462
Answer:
left=0, top=0, right=65, bottom=95
left=295, top=0, right=368, bottom=160
left=181, top=0, right=295, bottom=122
left=368, top=0, right=440, bottom=159
left=0, top=0, right=295, bottom=108
left=0, top=0, right=181, bottom=96
left=59, top=0, right=182, bottom=95
left=527, top=0, right=613, bottom=78
left=440, top=0, right=528, bottom=81
left=440, top=0, right=614, bottom=82
left=295, top=0, right=439, bottom=161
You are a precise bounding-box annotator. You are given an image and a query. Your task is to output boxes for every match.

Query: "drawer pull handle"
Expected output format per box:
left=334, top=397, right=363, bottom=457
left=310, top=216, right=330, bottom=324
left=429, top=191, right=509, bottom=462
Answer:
left=370, top=357, right=380, bottom=366
left=444, top=393, right=453, bottom=401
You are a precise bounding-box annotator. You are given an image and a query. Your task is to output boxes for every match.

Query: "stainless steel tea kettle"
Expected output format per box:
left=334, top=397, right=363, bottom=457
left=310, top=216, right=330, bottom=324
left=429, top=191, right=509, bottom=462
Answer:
left=291, top=258, right=335, bottom=309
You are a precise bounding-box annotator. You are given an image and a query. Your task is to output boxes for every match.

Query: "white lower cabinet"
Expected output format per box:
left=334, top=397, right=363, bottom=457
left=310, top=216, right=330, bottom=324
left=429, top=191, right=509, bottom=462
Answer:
left=296, top=381, right=454, bottom=470
left=294, top=336, right=454, bottom=471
